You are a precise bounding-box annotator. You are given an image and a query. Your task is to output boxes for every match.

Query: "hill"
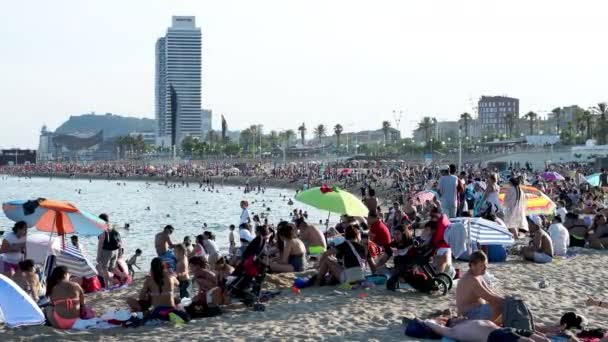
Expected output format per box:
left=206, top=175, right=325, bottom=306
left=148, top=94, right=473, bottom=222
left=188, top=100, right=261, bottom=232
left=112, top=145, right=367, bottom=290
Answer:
left=55, top=113, right=155, bottom=139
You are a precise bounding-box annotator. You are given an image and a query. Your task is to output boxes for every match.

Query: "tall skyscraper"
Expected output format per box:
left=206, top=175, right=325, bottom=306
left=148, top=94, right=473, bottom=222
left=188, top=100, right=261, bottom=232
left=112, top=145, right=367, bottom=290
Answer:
left=155, top=16, right=203, bottom=147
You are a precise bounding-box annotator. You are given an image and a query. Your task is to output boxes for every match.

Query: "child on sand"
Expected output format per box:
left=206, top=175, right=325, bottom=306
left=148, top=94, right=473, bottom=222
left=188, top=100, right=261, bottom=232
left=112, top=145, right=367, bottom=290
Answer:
left=127, top=249, right=142, bottom=278
left=12, top=259, right=41, bottom=302
left=174, top=244, right=190, bottom=299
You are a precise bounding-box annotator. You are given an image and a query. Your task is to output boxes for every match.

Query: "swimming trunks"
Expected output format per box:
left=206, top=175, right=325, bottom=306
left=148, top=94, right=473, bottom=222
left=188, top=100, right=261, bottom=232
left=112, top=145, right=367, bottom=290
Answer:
left=569, top=234, right=586, bottom=247
left=466, top=303, right=492, bottom=320
left=308, top=246, right=326, bottom=255
left=487, top=327, right=532, bottom=342
left=288, top=254, right=305, bottom=272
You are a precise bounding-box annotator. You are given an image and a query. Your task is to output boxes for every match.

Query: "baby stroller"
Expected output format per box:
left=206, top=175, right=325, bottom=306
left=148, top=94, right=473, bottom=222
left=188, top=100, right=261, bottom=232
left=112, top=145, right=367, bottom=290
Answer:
left=386, top=242, right=453, bottom=296
left=226, top=250, right=268, bottom=311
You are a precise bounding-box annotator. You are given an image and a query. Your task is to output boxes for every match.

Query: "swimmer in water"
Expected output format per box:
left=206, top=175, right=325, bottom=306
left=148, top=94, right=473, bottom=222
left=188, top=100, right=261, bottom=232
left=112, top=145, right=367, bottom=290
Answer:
left=196, top=201, right=199, bottom=204
left=124, top=223, right=130, bottom=230
left=166, top=214, right=171, bottom=218
left=145, top=206, right=150, bottom=211
left=287, top=199, right=293, bottom=205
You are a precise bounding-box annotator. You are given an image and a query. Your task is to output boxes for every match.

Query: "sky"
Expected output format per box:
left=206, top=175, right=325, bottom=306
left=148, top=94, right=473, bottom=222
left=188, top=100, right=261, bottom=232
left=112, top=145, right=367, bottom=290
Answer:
left=1, top=0, right=607, bottom=148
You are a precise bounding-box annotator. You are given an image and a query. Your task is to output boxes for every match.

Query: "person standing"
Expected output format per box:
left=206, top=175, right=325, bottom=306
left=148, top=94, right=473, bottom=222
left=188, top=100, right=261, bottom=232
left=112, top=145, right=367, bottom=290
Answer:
left=438, top=165, right=459, bottom=218
left=96, top=213, right=121, bottom=288
left=0, top=221, right=28, bottom=276
left=503, top=177, right=528, bottom=238
left=600, top=168, right=608, bottom=188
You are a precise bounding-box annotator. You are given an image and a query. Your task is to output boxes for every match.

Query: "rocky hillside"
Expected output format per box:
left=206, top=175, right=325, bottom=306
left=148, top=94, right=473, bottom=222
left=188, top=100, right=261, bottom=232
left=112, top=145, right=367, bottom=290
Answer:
left=55, top=113, right=154, bottom=138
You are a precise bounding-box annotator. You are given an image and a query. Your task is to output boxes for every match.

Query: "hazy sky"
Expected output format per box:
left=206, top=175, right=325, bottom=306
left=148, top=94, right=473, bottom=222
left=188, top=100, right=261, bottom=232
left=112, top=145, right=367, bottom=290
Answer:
left=1, top=0, right=607, bottom=148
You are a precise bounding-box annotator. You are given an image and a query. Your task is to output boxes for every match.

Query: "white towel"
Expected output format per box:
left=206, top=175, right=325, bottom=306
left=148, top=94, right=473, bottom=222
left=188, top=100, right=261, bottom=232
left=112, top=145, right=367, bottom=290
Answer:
left=444, top=223, right=468, bottom=259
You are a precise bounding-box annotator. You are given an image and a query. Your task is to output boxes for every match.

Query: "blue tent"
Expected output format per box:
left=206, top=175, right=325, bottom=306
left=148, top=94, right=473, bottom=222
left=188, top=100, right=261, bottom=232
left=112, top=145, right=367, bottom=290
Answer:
left=0, top=274, right=45, bottom=327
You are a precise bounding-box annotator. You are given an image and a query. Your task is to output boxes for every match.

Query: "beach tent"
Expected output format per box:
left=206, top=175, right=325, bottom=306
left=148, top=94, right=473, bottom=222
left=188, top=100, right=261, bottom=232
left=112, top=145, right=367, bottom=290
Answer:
left=53, top=243, right=98, bottom=279
left=0, top=274, right=45, bottom=327
left=25, top=232, right=61, bottom=265
left=449, top=217, right=514, bottom=246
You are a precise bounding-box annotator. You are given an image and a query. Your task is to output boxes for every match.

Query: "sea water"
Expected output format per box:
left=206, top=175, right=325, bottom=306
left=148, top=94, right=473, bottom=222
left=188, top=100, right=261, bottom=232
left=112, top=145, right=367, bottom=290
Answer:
left=0, top=176, right=330, bottom=268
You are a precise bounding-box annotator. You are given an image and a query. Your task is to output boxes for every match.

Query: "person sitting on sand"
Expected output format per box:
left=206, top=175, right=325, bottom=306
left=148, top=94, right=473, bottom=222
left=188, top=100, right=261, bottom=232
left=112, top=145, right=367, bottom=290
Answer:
left=12, top=259, right=41, bottom=302
left=127, top=257, right=179, bottom=314
left=189, top=256, right=220, bottom=305
left=564, top=212, right=589, bottom=247
left=269, top=222, right=307, bottom=273
left=174, top=244, right=190, bottom=299
left=587, top=214, right=608, bottom=250
left=314, top=224, right=370, bottom=286
left=521, top=215, right=554, bottom=264
left=45, top=266, right=86, bottom=330
left=548, top=216, right=569, bottom=257
left=295, top=217, right=327, bottom=256
left=456, top=251, right=504, bottom=322
left=421, top=318, right=549, bottom=342
left=155, top=225, right=176, bottom=257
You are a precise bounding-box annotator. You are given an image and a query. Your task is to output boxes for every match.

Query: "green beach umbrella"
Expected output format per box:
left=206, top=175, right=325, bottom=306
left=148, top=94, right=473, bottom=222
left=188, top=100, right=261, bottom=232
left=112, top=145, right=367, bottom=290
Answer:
left=295, top=185, right=369, bottom=217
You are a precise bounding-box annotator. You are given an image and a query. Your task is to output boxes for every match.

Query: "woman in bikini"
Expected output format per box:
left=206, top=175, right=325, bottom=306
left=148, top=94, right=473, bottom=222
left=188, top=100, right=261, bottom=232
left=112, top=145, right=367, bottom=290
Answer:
left=127, top=257, right=179, bottom=315
left=45, top=266, right=86, bottom=330
left=269, top=222, right=307, bottom=273
left=189, top=256, right=219, bottom=305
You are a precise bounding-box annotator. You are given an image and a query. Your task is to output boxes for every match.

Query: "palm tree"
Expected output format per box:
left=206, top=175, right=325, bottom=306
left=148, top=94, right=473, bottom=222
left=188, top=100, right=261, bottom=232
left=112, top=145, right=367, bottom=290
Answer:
left=580, top=110, right=594, bottom=140
left=591, top=102, right=608, bottom=144
left=551, top=107, right=562, bottom=134
left=432, top=118, right=438, bottom=139
left=459, top=112, right=472, bottom=137
left=314, top=124, right=326, bottom=144
left=298, top=123, right=306, bottom=145
left=268, top=130, right=279, bottom=147
left=334, top=124, right=344, bottom=148
left=221, top=115, right=228, bottom=142
left=381, top=121, right=392, bottom=145
left=523, top=111, right=538, bottom=135
left=505, top=112, right=518, bottom=138
left=417, top=117, right=434, bottom=144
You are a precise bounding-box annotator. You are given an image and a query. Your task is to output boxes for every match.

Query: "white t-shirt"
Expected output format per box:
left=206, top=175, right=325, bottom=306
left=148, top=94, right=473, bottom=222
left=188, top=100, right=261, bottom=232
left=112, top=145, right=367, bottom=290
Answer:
left=202, top=239, right=219, bottom=256
left=548, top=223, right=569, bottom=256
left=240, top=208, right=250, bottom=225
left=1, top=232, right=26, bottom=264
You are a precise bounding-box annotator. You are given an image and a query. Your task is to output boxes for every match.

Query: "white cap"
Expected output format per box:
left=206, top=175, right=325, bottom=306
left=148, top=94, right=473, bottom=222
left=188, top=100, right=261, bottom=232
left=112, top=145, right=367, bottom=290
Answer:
left=527, top=214, right=543, bottom=227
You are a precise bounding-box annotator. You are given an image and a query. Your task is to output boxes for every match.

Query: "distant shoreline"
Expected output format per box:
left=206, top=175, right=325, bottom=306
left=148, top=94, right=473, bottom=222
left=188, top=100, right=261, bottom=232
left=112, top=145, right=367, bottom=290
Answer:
left=1, top=172, right=304, bottom=191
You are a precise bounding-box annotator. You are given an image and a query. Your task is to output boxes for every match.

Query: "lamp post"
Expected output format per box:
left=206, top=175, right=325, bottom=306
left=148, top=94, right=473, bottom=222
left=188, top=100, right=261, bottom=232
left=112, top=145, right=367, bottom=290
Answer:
left=458, top=127, right=462, bottom=172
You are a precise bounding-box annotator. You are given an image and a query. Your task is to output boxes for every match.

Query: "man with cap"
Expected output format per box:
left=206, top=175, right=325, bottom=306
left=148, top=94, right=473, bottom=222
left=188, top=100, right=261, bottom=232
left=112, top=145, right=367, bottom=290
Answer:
left=521, top=215, right=554, bottom=264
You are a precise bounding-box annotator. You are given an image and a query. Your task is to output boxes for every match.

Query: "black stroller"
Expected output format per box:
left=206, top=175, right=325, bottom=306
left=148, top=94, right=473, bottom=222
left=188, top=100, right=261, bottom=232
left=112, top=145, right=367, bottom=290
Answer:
left=386, top=242, right=453, bottom=296
left=226, top=240, right=269, bottom=311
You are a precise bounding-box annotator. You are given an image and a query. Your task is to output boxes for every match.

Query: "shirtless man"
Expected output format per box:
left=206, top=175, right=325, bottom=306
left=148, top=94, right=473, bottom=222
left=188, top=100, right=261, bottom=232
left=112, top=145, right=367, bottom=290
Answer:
left=521, top=215, right=554, bottom=264
left=295, top=217, right=327, bottom=255
left=456, top=251, right=504, bottom=322
left=423, top=319, right=549, bottom=342
left=155, top=225, right=175, bottom=256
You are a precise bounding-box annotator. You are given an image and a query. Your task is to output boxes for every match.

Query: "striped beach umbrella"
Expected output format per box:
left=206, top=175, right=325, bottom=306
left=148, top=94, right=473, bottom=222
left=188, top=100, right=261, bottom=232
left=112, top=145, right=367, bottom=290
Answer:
left=449, top=217, right=514, bottom=246
left=498, top=186, right=556, bottom=216
left=2, top=199, right=107, bottom=236
left=55, top=243, right=98, bottom=279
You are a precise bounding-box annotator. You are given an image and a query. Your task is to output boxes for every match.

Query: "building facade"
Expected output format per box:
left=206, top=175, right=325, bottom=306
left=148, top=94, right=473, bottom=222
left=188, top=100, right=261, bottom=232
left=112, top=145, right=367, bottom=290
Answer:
left=201, top=109, right=212, bottom=141
left=478, top=96, right=519, bottom=135
left=155, top=16, right=203, bottom=146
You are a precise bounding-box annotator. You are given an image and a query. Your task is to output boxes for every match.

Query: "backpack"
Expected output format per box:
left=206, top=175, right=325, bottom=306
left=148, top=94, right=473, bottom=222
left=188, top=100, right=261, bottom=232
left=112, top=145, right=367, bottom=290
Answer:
left=502, top=296, right=535, bottom=331
left=102, top=229, right=121, bottom=251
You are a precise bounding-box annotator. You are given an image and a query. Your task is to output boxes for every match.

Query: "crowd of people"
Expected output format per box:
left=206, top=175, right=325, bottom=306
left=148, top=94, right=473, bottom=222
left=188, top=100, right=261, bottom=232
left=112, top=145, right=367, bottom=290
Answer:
left=1, top=160, right=608, bottom=340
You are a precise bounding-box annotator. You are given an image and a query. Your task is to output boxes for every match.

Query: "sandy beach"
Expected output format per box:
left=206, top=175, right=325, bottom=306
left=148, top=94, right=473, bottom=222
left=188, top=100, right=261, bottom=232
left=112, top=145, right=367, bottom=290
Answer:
left=2, top=248, right=606, bottom=341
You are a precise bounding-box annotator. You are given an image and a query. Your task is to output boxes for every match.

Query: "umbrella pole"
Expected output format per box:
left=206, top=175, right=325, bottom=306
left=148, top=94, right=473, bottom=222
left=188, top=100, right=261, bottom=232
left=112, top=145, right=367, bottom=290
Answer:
left=326, top=212, right=331, bottom=232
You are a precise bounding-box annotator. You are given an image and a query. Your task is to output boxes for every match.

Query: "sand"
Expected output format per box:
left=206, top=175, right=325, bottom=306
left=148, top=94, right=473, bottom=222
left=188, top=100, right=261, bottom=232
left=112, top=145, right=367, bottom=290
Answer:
left=1, top=248, right=607, bottom=341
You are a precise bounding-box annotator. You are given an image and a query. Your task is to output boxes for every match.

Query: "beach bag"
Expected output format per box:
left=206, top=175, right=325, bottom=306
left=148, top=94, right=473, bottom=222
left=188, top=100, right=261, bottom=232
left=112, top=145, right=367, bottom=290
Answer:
left=502, top=296, right=535, bottom=331
left=487, top=245, right=507, bottom=263
left=185, top=300, right=223, bottom=319
left=340, top=241, right=365, bottom=284
left=81, top=276, right=102, bottom=293
left=243, top=256, right=259, bottom=277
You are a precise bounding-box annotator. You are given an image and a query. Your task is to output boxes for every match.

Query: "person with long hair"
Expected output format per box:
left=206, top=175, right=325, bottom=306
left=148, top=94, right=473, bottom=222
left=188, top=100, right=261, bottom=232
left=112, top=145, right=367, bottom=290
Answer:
left=127, top=257, right=179, bottom=314
left=503, top=176, right=528, bottom=238
left=0, top=221, right=28, bottom=276
left=482, top=173, right=501, bottom=215
left=268, top=222, right=306, bottom=273
left=45, top=266, right=86, bottom=330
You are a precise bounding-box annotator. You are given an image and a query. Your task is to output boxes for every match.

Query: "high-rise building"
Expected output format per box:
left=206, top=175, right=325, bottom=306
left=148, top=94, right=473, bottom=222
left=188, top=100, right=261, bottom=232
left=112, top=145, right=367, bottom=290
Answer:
left=201, top=109, right=212, bottom=140
left=477, top=95, right=519, bottom=134
left=155, top=16, right=202, bottom=147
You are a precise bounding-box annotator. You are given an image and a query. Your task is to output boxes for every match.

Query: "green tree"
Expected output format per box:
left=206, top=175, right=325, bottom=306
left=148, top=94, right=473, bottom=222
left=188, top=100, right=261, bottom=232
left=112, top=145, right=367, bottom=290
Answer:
left=381, top=121, right=392, bottom=145
left=298, top=123, right=306, bottom=145
left=417, top=117, right=434, bottom=143
left=579, top=110, right=594, bottom=140
left=221, top=115, right=228, bottom=142
left=591, top=102, right=608, bottom=144
left=334, top=124, right=344, bottom=149
left=314, top=124, right=326, bottom=144
left=459, top=112, right=472, bottom=137
left=551, top=107, right=562, bottom=134
left=181, top=136, right=198, bottom=156
left=523, top=111, right=538, bottom=135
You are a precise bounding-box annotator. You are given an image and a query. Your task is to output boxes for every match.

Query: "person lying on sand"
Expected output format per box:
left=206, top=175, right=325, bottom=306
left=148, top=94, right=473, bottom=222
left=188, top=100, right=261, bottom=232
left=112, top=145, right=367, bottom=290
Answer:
left=456, top=251, right=504, bottom=322
left=422, top=318, right=550, bottom=342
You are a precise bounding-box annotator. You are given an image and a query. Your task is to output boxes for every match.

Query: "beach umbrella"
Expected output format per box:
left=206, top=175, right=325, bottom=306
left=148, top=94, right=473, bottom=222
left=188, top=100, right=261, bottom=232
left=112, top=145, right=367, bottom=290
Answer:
left=540, top=171, right=565, bottom=182
left=0, top=274, right=45, bottom=327
left=411, top=190, right=438, bottom=205
left=498, top=186, right=556, bottom=216
left=2, top=199, right=107, bottom=236
left=586, top=173, right=601, bottom=187
left=54, top=243, right=98, bottom=279
left=295, top=185, right=368, bottom=217
left=449, top=217, right=514, bottom=246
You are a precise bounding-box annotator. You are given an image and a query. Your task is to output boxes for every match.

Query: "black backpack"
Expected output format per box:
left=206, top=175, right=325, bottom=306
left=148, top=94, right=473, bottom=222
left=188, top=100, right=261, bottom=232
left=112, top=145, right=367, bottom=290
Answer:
left=502, top=296, right=535, bottom=331
left=103, top=229, right=121, bottom=251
